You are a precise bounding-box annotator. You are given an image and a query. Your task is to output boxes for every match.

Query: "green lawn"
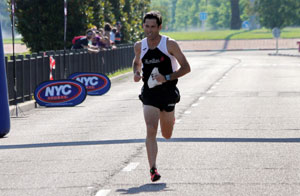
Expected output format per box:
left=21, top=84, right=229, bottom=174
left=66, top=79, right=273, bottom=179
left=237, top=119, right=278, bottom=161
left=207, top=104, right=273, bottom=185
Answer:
left=107, top=68, right=132, bottom=78
left=3, top=38, right=23, bottom=44
left=162, top=28, right=300, bottom=40
left=3, top=28, right=300, bottom=44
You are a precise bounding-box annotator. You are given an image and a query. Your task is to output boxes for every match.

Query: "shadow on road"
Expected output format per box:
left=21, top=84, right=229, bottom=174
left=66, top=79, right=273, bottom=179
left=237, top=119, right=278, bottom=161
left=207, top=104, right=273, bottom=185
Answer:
left=209, top=30, right=249, bottom=56
left=2, top=137, right=300, bottom=150
left=116, top=183, right=171, bottom=195
left=222, top=30, right=248, bottom=50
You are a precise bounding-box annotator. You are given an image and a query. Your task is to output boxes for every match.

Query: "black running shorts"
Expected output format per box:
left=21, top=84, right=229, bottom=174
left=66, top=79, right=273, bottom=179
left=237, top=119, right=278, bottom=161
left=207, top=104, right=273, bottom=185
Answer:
left=139, top=86, right=180, bottom=112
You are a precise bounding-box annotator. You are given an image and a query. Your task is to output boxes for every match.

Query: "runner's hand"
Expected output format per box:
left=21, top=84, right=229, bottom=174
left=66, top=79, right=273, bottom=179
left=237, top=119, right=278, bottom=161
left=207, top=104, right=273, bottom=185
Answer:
left=134, top=72, right=142, bottom=82
left=154, top=73, right=166, bottom=83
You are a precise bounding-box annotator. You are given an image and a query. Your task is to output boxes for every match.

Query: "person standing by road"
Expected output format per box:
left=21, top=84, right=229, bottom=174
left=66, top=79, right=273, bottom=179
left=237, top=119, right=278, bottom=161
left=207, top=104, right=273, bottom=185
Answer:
left=132, top=11, right=191, bottom=182
left=114, top=21, right=122, bottom=45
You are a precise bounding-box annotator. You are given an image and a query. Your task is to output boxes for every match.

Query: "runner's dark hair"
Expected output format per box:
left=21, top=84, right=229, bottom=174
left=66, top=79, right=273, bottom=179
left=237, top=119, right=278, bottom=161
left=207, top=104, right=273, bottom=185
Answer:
left=143, top=11, right=162, bottom=26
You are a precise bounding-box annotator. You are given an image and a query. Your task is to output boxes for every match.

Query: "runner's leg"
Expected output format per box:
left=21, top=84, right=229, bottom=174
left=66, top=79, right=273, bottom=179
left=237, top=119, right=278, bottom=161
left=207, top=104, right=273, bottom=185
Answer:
left=160, top=110, right=175, bottom=139
left=143, top=105, right=160, bottom=168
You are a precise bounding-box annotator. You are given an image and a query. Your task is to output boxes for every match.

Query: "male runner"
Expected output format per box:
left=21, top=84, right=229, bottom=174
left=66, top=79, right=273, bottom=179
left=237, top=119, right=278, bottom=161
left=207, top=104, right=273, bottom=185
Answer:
left=132, top=11, right=191, bottom=182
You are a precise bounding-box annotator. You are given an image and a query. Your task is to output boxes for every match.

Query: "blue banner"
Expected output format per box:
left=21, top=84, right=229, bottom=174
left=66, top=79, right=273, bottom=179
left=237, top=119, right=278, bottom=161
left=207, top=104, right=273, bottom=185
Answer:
left=34, top=80, right=87, bottom=107
left=68, top=72, right=111, bottom=96
left=0, top=24, right=10, bottom=137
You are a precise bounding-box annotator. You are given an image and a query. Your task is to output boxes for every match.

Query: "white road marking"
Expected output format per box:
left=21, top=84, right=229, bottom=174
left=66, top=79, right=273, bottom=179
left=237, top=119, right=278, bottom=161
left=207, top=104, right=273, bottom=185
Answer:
left=96, top=189, right=111, bottom=196
left=199, top=96, right=205, bottom=100
left=192, top=103, right=198, bottom=107
left=122, top=162, right=140, bottom=172
left=207, top=90, right=213, bottom=94
left=184, top=111, right=192, bottom=114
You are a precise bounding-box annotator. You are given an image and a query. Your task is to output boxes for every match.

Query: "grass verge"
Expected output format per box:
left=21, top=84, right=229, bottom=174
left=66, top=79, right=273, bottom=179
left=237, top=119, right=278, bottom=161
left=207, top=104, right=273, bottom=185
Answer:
left=3, top=38, right=23, bottom=44
left=107, top=68, right=132, bottom=78
left=162, top=28, right=300, bottom=40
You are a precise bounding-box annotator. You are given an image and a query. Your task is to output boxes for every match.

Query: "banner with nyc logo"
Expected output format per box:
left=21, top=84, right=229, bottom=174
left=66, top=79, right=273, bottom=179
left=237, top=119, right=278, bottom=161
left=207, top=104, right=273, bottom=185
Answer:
left=34, top=80, right=87, bottom=107
left=68, top=72, right=111, bottom=96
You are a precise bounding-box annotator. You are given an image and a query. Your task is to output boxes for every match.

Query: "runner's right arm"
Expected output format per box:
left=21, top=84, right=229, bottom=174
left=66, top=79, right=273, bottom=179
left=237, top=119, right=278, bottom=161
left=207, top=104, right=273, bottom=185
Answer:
left=133, top=42, right=143, bottom=82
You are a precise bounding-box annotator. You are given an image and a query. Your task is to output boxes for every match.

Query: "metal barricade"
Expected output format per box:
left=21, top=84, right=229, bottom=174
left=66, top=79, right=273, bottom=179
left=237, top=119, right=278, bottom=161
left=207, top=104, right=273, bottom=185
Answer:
left=5, top=44, right=134, bottom=105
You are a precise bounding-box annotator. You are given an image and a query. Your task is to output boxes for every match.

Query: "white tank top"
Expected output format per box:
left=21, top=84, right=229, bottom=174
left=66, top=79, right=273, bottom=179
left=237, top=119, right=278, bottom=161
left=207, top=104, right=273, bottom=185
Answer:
left=140, top=35, right=178, bottom=72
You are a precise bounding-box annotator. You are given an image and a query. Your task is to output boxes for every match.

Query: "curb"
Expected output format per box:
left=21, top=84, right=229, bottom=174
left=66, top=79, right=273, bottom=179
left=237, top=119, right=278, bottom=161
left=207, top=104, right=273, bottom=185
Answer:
left=268, top=53, right=300, bottom=57
left=183, top=48, right=298, bottom=53
left=9, top=100, right=37, bottom=116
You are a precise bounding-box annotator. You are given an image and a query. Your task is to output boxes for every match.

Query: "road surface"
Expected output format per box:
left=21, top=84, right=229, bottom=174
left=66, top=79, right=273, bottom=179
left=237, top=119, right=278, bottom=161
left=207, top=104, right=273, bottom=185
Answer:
left=1, top=51, right=300, bottom=196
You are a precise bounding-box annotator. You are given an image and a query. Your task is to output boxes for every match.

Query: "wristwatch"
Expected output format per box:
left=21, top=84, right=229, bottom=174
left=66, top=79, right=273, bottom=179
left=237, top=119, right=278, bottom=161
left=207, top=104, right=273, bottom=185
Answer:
left=165, top=74, right=171, bottom=81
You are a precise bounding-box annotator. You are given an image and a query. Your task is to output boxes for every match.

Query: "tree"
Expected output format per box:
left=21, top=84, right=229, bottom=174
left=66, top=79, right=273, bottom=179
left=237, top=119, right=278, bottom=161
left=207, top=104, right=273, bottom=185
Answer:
left=207, top=0, right=231, bottom=29
left=154, top=0, right=250, bottom=31
left=0, top=1, right=11, bottom=36
left=9, top=0, right=89, bottom=52
left=110, top=0, right=125, bottom=23
left=169, top=0, right=178, bottom=31
left=86, top=0, right=103, bottom=28
left=103, top=0, right=115, bottom=24
left=8, top=0, right=150, bottom=51
left=293, top=1, right=300, bottom=26
left=189, top=0, right=201, bottom=29
left=123, top=0, right=150, bottom=42
left=230, top=0, right=241, bottom=29
left=150, top=0, right=171, bottom=30
left=254, top=0, right=298, bottom=29
left=174, top=0, right=194, bottom=30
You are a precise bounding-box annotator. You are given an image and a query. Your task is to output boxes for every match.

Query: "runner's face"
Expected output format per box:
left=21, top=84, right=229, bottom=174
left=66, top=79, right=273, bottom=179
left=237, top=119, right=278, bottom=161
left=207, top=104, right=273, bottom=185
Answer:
left=143, top=19, right=161, bottom=39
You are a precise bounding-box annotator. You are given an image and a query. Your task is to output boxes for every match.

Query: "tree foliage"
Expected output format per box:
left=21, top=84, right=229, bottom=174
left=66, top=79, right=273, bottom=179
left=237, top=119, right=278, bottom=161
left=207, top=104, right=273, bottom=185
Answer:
left=294, top=1, right=300, bottom=26
left=150, top=0, right=170, bottom=30
left=8, top=0, right=150, bottom=52
left=152, top=0, right=248, bottom=30
left=124, top=0, right=150, bottom=42
left=174, top=0, right=195, bottom=30
left=149, top=0, right=299, bottom=30
left=0, top=1, right=12, bottom=35
left=254, top=0, right=300, bottom=29
left=207, top=0, right=231, bottom=29
left=9, top=0, right=89, bottom=52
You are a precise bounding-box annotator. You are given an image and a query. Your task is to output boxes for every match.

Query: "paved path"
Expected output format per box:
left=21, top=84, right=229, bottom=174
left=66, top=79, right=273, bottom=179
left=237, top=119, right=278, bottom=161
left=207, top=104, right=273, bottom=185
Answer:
left=177, top=38, right=300, bottom=51
left=4, top=44, right=28, bottom=54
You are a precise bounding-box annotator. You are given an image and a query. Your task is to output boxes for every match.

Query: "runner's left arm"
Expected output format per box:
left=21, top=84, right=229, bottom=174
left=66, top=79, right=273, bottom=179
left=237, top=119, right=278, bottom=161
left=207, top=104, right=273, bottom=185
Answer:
left=155, top=40, right=191, bottom=83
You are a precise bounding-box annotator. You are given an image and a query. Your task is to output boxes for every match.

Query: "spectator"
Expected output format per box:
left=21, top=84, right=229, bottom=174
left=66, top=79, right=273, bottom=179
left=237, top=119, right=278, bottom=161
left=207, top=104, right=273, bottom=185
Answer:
left=104, top=23, right=112, bottom=39
left=104, top=23, right=112, bottom=48
left=92, top=30, right=106, bottom=50
left=98, top=28, right=105, bottom=36
left=110, top=27, right=117, bottom=43
left=114, top=21, right=122, bottom=45
left=72, top=29, right=99, bottom=53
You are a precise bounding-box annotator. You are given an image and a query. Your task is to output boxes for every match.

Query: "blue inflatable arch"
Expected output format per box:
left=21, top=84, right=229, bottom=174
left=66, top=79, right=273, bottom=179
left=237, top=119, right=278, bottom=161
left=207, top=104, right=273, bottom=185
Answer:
left=0, top=25, right=10, bottom=137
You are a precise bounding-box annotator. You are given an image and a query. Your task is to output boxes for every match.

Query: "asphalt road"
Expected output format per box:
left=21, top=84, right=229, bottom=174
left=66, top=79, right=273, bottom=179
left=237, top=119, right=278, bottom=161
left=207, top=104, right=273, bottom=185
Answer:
left=1, top=50, right=300, bottom=196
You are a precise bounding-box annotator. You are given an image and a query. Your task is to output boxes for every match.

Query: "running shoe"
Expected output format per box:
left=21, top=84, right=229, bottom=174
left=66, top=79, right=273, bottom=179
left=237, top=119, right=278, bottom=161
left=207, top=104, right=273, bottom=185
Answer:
left=150, top=167, right=161, bottom=182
